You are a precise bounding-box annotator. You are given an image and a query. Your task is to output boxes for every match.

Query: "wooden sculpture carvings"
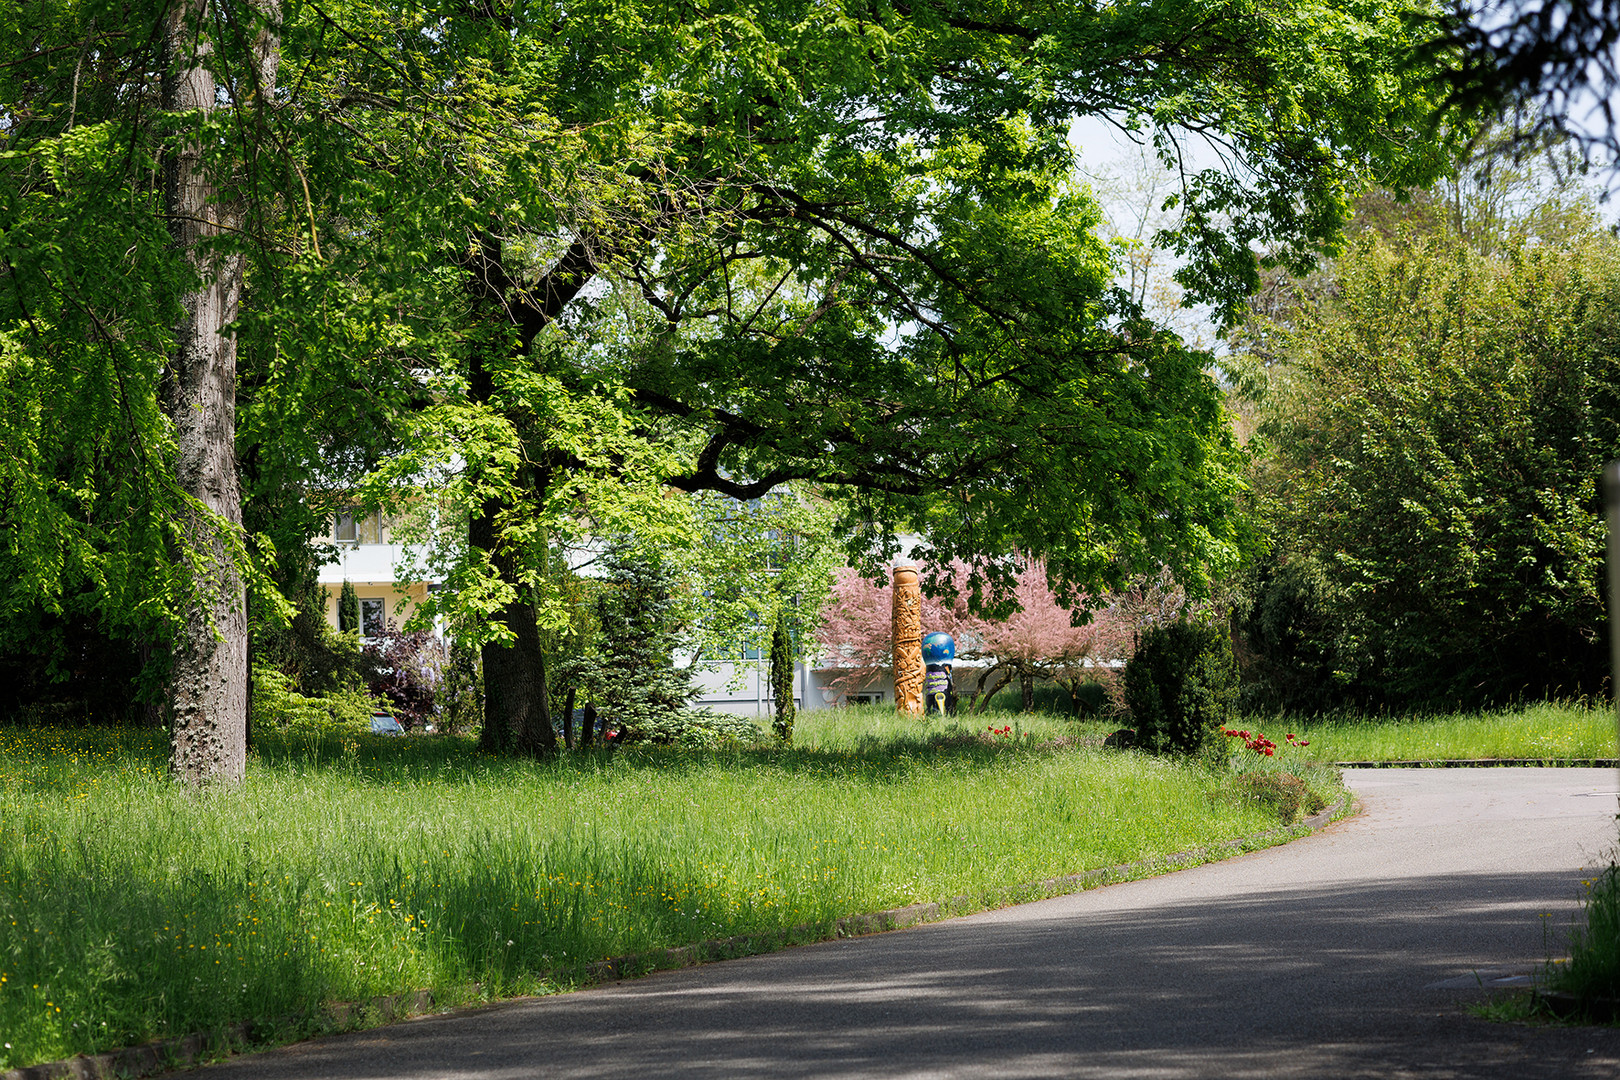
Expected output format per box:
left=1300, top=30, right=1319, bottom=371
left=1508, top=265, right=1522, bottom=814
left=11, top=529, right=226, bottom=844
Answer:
left=891, top=565, right=925, bottom=716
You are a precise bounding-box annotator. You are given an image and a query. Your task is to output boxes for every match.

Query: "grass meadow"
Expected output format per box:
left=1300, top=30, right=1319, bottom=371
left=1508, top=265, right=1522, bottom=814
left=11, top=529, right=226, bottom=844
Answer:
left=1255, top=701, right=1619, bottom=763
left=0, top=713, right=1315, bottom=1069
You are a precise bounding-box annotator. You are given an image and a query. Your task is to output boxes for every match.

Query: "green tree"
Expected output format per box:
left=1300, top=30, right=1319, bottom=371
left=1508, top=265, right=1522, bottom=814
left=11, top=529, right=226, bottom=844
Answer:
left=0, top=0, right=1457, bottom=768
left=1122, top=621, right=1239, bottom=757
left=769, top=614, right=795, bottom=743
left=0, top=0, right=294, bottom=781
left=586, top=544, right=700, bottom=743
left=1420, top=0, right=1620, bottom=168
left=673, top=488, right=840, bottom=680
left=336, top=581, right=361, bottom=637
left=1232, top=201, right=1620, bottom=708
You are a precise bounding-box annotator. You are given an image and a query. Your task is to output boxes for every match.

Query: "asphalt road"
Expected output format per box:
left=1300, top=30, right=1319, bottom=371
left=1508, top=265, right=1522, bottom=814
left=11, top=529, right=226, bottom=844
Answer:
left=185, top=768, right=1620, bottom=1079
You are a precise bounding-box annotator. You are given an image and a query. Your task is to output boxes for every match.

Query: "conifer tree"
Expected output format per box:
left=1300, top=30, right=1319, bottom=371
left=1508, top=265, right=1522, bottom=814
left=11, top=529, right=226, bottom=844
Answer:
left=769, top=615, right=795, bottom=743
left=590, top=546, right=698, bottom=742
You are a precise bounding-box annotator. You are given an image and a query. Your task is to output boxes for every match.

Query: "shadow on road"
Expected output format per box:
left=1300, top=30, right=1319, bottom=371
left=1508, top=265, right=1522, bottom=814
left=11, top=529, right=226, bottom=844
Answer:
left=200, top=867, right=1620, bottom=1079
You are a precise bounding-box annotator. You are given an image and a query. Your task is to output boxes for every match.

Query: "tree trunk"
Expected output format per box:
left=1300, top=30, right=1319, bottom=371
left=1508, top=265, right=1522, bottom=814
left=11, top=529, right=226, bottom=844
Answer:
left=561, top=685, right=576, bottom=749
left=472, top=501, right=557, bottom=757
left=462, top=233, right=592, bottom=756
left=1021, top=671, right=1034, bottom=712
left=972, top=665, right=1016, bottom=714
left=161, top=0, right=278, bottom=786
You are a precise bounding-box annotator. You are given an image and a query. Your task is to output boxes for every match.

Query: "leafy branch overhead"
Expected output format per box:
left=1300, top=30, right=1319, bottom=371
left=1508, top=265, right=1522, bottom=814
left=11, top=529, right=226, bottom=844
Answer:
left=0, top=0, right=1461, bottom=764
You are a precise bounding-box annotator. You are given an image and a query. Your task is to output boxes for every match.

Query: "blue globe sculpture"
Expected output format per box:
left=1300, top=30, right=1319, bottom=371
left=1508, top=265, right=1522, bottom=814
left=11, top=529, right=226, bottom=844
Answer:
left=922, top=631, right=956, bottom=664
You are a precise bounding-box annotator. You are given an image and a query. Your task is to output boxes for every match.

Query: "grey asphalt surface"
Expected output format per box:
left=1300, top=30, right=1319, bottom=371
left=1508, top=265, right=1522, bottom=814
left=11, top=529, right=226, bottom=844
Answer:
left=186, top=768, right=1620, bottom=1078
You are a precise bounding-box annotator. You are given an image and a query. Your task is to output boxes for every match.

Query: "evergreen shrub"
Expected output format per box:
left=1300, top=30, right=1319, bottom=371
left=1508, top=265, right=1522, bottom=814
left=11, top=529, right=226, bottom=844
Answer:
left=591, top=546, right=701, bottom=741
left=641, top=707, right=762, bottom=748
left=1121, top=621, right=1238, bottom=757
left=769, top=616, right=795, bottom=742
left=250, top=665, right=375, bottom=734
left=337, top=579, right=362, bottom=635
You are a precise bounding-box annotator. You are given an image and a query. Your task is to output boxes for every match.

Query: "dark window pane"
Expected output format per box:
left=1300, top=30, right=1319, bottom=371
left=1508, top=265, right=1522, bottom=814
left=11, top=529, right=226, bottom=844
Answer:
left=361, top=598, right=386, bottom=637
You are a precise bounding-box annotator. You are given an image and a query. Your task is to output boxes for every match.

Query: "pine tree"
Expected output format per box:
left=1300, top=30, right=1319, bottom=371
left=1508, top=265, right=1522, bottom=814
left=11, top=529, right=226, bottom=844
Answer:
left=591, top=546, right=697, bottom=741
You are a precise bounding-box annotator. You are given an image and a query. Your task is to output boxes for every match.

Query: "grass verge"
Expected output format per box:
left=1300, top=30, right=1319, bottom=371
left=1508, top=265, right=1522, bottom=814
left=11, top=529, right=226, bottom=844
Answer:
left=1242, top=701, right=1618, bottom=763
left=0, top=715, right=1332, bottom=1070
left=1537, top=861, right=1620, bottom=1022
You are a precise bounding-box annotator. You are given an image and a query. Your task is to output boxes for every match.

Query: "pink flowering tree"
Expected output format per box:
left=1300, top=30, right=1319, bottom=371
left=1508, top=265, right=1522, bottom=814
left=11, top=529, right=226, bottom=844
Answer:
left=813, top=568, right=969, bottom=698
left=815, top=560, right=1151, bottom=712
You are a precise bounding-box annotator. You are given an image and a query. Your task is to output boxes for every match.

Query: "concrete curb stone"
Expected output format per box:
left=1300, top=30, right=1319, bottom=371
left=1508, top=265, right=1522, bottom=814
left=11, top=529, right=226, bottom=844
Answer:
left=1335, top=758, right=1619, bottom=768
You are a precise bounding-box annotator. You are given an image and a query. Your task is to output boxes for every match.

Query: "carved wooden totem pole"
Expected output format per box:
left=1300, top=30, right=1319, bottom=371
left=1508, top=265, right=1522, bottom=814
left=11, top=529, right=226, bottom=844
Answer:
left=891, top=565, right=925, bottom=716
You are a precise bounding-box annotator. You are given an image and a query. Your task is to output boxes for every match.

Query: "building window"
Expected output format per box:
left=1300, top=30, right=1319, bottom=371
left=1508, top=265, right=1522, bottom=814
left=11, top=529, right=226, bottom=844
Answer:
left=334, top=508, right=381, bottom=544
left=846, top=692, right=884, bottom=706
left=360, top=598, right=386, bottom=637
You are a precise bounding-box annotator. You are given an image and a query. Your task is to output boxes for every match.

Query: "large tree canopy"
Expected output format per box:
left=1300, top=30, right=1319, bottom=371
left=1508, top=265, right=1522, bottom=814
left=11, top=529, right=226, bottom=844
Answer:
left=0, top=0, right=1457, bottom=766
left=1231, top=193, right=1620, bottom=709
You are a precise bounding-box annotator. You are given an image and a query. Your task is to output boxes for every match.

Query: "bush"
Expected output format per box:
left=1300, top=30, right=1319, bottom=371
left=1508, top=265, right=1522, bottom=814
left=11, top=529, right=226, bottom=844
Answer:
left=250, top=665, right=375, bottom=735
left=438, top=639, right=483, bottom=735
left=359, top=627, right=445, bottom=730
left=1068, top=680, right=1110, bottom=716
left=1121, top=621, right=1238, bottom=757
left=981, top=680, right=1083, bottom=715
left=653, top=708, right=764, bottom=749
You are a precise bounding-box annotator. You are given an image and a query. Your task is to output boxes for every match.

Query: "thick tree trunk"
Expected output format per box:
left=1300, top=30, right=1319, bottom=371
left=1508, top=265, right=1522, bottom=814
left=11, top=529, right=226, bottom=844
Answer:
left=471, top=499, right=557, bottom=757
left=161, top=0, right=277, bottom=786
left=462, top=233, right=591, bottom=756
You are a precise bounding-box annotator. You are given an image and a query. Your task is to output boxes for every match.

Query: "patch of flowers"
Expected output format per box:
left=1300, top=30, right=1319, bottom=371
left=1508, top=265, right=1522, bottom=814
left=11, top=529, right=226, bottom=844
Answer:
left=1220, top=728, right=1308, bottom=757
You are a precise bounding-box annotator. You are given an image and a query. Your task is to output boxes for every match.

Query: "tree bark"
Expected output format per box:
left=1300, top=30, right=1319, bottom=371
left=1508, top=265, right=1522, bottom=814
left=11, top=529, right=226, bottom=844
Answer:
left=463, top=234, right=591, bottom=755
left=161, top=0, right=278, bottom=786
left=471, top=500, right=557, bottom=757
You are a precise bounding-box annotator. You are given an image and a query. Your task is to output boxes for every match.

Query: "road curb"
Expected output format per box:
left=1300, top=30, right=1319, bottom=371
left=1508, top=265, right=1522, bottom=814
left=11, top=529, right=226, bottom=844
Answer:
left=1336, top=758, right=1619, bottom=768
left=0, top=992, right=440, bottom=1080
left=581, top=790, right=1354, bottom=983
left=1, top=792, right=1354, bottom=1080
left=1534, top=988, right=1620, bottom=1024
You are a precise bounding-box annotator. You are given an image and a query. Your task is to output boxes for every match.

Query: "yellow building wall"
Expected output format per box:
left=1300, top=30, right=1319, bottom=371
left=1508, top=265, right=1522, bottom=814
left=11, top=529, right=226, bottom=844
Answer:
left=322, top=581, right=432, bottom=634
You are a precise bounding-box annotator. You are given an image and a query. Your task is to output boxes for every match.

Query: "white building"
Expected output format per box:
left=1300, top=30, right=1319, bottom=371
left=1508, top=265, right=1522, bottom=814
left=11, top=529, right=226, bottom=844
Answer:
left=316, top=508, right=437, bottom=635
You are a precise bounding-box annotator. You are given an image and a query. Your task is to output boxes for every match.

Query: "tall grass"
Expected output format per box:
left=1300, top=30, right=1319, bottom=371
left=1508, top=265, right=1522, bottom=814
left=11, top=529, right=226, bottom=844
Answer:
left=0, top=717, right=1293, bottom=1069
left=1251, top=701, right=1618, bottom=762
left=793, top=703, right=1116, bottom=749
left=1546, top=863, right=1620, bottom=1011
